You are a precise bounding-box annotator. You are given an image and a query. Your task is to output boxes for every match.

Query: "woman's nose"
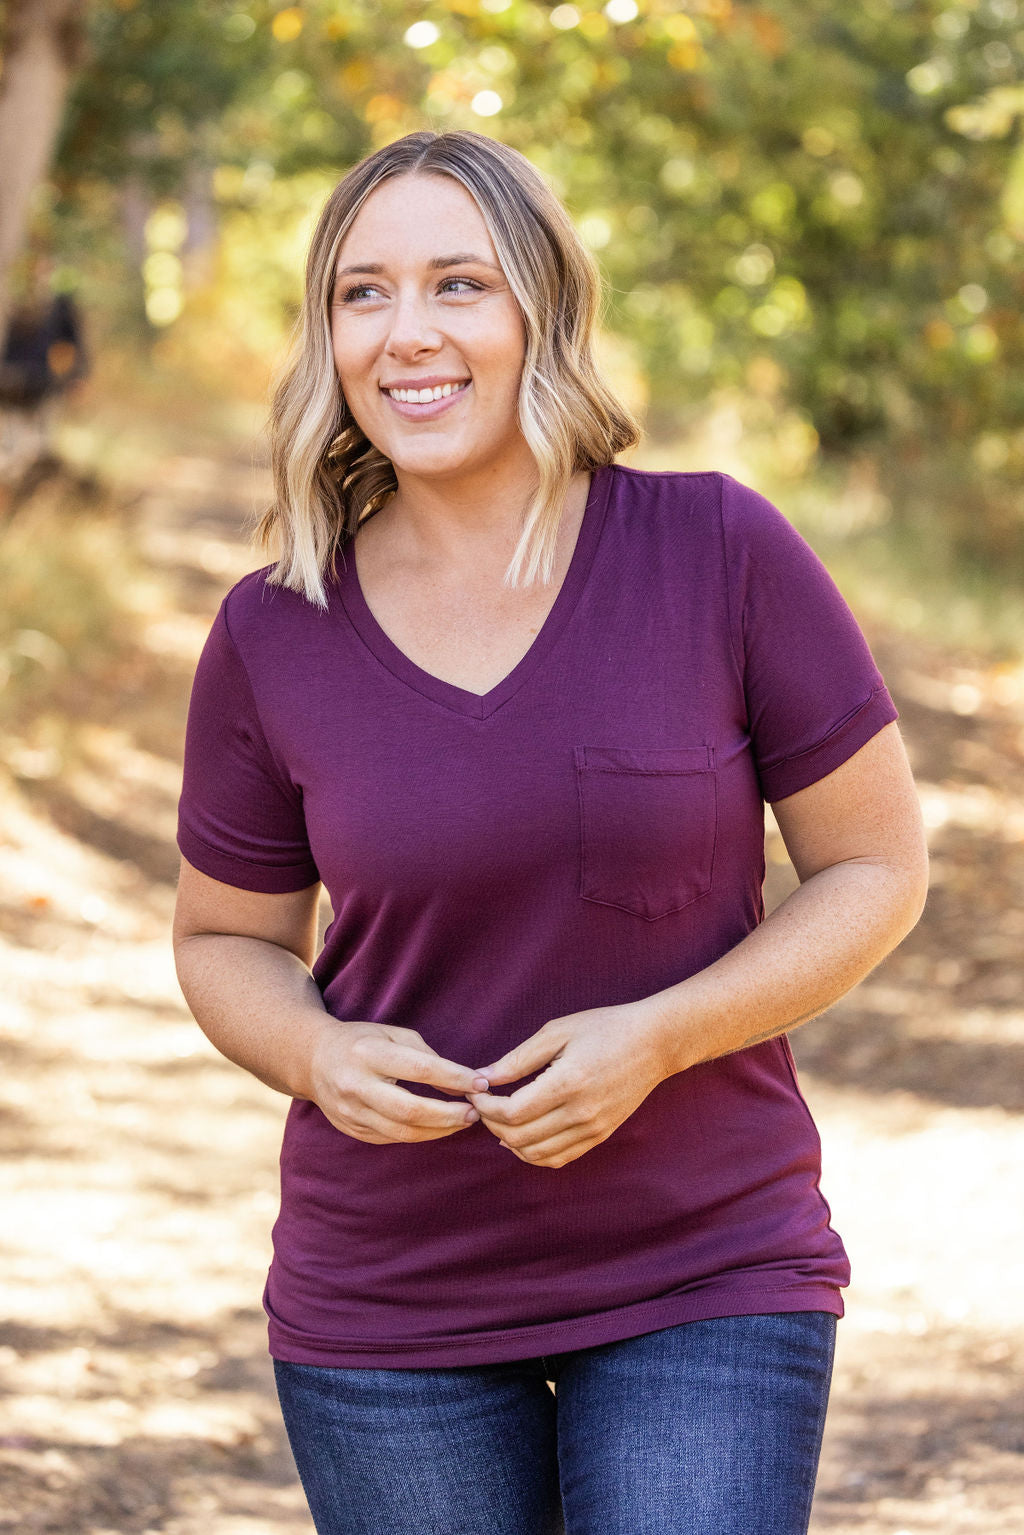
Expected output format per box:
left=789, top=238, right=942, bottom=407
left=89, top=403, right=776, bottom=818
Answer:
left=385, top=291, right=442, bottom=355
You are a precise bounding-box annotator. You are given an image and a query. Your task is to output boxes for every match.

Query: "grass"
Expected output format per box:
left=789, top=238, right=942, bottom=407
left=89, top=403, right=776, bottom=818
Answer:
left=0, top=462, right=158, bottom=765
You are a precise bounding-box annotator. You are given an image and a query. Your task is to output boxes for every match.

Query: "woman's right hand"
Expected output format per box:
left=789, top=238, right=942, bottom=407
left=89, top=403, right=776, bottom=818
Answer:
left=306, top=1019, right=491, bottom=1144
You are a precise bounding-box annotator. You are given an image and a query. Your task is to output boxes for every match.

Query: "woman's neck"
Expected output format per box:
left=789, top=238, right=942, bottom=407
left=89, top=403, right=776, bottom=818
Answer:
left=361, top=460, right=591, bottom=588
left=377, top=452, right=552, bottom=571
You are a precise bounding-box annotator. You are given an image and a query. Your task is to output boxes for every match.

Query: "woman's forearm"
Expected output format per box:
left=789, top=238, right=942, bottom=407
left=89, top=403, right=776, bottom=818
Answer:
left=174, top=933, right=336, bottom=1100
left=636, top=856, right=927, bottom=1078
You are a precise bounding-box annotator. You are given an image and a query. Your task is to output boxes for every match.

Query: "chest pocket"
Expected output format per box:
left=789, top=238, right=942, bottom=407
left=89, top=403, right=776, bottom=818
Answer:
left=574, top=745, right=717, bottom=921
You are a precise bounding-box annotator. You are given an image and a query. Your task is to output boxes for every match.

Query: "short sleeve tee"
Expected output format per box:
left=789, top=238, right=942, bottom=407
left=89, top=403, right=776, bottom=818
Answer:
left=177, top=465, right=898, bottom=1367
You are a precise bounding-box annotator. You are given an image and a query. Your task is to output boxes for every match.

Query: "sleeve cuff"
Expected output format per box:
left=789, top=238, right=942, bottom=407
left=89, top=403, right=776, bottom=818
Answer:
left=760, top=686, right=900, bottom=803
left=176, top=823, right=321, bottom=894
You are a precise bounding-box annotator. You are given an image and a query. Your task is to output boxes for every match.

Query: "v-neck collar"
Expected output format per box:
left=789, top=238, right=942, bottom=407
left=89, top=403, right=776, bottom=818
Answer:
left=335, top=462, right=614, bottom=721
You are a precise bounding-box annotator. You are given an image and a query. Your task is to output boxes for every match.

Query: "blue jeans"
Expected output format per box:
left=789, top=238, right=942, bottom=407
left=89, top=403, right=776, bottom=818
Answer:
left=273, top=1311, right=837, bottom=1535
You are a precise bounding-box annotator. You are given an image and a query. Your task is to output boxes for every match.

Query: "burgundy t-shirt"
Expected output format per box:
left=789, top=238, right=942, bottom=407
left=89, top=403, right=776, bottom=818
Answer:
left=177, top=464, right=897, bottom=1367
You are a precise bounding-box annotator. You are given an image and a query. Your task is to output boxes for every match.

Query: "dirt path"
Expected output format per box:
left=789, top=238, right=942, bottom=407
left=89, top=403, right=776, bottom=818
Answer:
left=1, top=447, right=1022, bottom=1532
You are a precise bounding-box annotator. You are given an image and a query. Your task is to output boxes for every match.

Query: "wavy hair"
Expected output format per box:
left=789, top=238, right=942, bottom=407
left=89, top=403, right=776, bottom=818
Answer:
left=256, top=130, right=641, bottom=608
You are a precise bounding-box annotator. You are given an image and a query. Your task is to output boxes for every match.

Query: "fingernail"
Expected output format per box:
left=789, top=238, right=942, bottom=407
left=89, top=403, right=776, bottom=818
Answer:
left=464, top=1108, right=479, bottom=1124
left=471, top=1075, right=490, bottom=1091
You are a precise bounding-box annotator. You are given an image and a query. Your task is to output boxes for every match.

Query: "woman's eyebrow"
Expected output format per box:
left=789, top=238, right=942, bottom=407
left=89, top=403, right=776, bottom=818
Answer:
left=336, top=253, right=502, bottom=276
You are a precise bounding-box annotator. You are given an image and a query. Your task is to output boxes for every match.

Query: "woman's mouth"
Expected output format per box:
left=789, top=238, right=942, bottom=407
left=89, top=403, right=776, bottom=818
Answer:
left=380, top=380, right=471, bottom=420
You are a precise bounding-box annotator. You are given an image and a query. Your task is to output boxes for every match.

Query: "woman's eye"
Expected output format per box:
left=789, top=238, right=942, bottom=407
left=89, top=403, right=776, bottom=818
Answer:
left=338, top=276, right=482, bottom=305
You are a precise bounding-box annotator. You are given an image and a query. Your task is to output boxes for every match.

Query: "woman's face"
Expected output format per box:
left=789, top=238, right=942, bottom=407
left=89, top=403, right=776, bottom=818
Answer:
left=330, top=174, right=528, bottom=487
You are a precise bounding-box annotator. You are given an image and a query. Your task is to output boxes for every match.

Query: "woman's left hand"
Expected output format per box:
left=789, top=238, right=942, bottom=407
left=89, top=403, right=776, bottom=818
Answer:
left=466, top=1002, right=671, bottom=1169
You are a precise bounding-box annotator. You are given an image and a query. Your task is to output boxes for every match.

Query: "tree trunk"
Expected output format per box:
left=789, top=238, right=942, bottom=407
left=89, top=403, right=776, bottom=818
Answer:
left=0, top=0, right=87, bottom=335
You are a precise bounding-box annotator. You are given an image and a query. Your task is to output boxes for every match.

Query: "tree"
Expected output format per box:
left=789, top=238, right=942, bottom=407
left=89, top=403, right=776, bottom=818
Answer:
left=0, top=0, right=87, bottom=331
left=37, top=0, right=1024, bottom=567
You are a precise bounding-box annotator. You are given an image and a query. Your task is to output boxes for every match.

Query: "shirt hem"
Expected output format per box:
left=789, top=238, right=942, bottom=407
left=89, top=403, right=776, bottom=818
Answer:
left=265, top=1283, right=845, bottom=1369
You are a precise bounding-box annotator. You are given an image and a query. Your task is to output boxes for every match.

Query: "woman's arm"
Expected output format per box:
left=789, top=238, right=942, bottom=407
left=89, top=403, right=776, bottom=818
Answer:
left=645, top=718, right=929, bottom=1072
left=470, top=722, right=929, bottom=1166
left=172, top=859, right=327, bottom=1097
left=173, top=858, right=487, bottom=1141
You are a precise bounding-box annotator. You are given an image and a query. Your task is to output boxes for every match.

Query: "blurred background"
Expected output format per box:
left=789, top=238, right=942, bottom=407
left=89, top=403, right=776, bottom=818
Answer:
left=1, top=3, right=1022, bottom=1533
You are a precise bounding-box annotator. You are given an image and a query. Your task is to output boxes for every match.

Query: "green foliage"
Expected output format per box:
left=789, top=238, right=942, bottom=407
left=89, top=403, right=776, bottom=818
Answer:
left=35, top=0, right=1024, bottom=569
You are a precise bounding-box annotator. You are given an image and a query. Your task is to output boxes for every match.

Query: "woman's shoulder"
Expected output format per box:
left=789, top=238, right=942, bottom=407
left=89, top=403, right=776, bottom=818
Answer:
left=608, top=460, right=762, bottom=506
left=218, top=562, right=333, bottom=651
left=608, top=461, right=782, bottom=536
left=221, top=562, right=287, bottom=613
left=607, top=460, right=726, bottom=491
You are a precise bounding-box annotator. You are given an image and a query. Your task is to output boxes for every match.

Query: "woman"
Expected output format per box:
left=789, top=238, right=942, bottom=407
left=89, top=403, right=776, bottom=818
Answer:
left=173, top=130, right=928, bottom=1535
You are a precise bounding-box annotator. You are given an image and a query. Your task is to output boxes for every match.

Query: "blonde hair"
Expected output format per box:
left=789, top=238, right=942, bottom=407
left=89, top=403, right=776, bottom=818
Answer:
left=257, top=129, right=641, bottom=608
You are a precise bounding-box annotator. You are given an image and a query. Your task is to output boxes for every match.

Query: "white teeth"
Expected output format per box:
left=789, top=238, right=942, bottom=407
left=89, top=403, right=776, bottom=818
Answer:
left=385, top=381, right=469, bottom=403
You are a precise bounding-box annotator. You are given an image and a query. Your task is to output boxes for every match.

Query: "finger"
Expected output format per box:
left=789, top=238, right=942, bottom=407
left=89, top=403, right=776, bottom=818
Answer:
left=467, top=1069, right=572, bottom=1127
left=474, top=1028, right=564, bottom=1086
left=363, top=1039, right=490, bottom=1096
left=381, top=1028, right=488, bottom=1080
left=322, top=1094, right=478, bottom=1143
left=381, top=1025, right=442, bottom=1055
left=371, top=1081, right=482, bottom=1132
left=482, top=1105, right=584, bottom=1152
left=379, top=1116, right=478, bottom=1142
left=340, top=1111, right=475, bottom=1148
left=501, top=1126, right=598, bottom=1168
left=471, top=1093, right=572, bottom=1142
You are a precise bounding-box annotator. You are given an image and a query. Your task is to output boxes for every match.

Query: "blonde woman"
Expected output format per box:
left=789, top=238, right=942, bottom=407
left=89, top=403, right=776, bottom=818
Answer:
left=173, top=130, right=927, bottom=1535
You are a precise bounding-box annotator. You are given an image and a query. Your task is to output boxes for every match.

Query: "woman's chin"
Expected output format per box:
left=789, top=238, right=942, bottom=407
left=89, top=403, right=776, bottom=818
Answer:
left=384, top=444, right=485, bottom=481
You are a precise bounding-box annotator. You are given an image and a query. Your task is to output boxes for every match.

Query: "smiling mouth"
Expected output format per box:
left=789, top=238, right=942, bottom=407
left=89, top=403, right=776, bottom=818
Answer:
left=381, top=381, right=471, bottom=404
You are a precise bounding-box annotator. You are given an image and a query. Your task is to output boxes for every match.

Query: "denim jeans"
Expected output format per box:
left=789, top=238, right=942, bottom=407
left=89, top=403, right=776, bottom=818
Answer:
left=273, top=1310, right=837, bottom=1535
